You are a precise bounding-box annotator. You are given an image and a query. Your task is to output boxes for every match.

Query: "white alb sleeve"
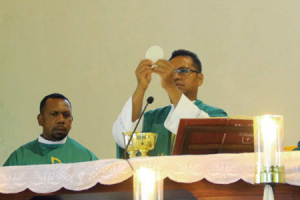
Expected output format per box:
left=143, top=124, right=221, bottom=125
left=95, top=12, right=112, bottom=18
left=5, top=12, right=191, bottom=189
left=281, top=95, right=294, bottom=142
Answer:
left=164, top=94, right=209, bottom=134
left=112, top=97, right=143, bottom=148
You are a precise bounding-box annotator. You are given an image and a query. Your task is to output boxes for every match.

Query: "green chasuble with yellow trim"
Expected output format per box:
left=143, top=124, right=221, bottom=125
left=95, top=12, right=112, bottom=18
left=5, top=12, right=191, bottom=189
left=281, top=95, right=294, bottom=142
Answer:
left=3, top=137, right=98, bottom=166
left=293, top=141, right=300, bottom=151
left=117, top=99, right=227, bottom=157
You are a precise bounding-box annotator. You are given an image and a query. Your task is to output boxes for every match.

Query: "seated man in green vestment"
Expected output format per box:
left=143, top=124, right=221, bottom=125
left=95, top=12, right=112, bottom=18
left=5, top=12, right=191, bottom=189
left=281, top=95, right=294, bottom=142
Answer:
left=3, top=93, right=98, bottom=166
left=113, top=49, right=228, bottom=157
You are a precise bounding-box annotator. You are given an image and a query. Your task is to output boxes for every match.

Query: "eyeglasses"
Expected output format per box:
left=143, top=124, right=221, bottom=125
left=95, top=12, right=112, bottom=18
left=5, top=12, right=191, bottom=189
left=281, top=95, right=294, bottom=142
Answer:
left=173, top=68, right=200, bottom=76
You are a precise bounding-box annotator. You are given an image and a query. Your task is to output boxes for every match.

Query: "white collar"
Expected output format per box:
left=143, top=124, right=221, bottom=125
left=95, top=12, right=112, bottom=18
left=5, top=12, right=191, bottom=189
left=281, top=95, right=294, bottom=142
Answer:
left=38, top=135, right=67, bottom=145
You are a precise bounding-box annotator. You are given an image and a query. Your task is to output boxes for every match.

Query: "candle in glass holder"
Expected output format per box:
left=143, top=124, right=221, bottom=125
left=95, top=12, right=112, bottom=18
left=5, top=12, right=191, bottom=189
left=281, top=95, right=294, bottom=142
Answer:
left=134, top=167, right=163, bottom=200
left=254, top=115, right=285, bottom=183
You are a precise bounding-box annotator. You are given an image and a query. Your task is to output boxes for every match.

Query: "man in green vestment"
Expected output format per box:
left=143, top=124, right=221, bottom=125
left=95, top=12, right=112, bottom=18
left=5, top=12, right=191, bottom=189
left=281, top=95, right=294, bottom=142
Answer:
left=113, top=49, right=227, bottom=157
left=293, top=141, right=300, bottom=151
left=3, top=93, right=97, bottom=166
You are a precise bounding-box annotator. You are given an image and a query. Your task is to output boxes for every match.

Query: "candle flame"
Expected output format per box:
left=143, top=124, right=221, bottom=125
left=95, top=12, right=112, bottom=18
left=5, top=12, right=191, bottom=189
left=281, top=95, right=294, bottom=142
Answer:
left=261, top=116, right=277, bottom=142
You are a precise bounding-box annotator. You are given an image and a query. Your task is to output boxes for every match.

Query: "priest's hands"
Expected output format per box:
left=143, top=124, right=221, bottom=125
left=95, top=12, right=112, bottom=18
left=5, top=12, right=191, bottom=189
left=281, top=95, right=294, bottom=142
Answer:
left=153, top=59, right=182, bottom=106
left=135, top=59, right=153, bottom=91
left=135, top=59, right=180, bottom=93
left=132, top=59, right=153, bottom=121
left=153, top=59, right=177, bottom=91
left=132, top=59, right=182, bottom=121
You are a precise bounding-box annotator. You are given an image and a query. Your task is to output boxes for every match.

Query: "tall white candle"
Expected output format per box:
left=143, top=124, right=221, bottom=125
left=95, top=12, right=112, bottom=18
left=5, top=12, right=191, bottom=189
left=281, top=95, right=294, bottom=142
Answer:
left=261, top=116, right=277, bottom=170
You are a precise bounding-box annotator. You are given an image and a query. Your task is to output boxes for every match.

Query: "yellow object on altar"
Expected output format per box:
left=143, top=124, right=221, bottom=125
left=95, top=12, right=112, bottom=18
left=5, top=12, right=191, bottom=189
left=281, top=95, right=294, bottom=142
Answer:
left=284, top=146, right=297, bottom=151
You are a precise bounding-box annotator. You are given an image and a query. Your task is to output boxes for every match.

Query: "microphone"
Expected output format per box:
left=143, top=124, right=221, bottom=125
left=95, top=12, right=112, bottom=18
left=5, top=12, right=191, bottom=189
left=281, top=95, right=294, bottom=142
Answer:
left=147, top=96, right=154, bottom=104
left=123, top=96, right=154, bottom=159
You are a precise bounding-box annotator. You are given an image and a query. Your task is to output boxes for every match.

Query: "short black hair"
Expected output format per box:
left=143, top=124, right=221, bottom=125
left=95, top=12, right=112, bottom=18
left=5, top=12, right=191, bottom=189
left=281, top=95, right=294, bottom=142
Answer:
left=169, top=49, right=202, bottom=73
left=40, top=93, right=71, bottom=114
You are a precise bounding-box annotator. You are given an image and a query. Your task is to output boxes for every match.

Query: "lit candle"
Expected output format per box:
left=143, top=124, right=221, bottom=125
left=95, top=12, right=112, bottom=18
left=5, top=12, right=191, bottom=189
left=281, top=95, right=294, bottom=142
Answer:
left=261, top=116, right=277, bottom=171
left=254, top=115, right=284, bottom=184
left=134, top=167, right=163, bottom=200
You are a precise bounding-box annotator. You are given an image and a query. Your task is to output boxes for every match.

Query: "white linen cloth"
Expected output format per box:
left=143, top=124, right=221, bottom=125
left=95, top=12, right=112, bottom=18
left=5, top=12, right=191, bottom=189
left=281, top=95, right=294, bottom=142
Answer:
left=112, top=94, right=209, bottom=148
left=1, top=152, right=300, bottom=194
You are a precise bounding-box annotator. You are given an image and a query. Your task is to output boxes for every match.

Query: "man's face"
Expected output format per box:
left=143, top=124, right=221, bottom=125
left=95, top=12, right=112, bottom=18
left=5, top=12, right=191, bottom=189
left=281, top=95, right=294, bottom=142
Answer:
left=170, top=56, right=203, bottom=100
left=38, top=98, right=73, bottom=141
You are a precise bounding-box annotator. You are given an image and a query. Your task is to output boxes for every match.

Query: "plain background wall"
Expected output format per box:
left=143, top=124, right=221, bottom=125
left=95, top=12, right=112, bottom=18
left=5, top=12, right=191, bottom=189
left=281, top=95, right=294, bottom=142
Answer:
left=1, top=0, right=300, bottom=165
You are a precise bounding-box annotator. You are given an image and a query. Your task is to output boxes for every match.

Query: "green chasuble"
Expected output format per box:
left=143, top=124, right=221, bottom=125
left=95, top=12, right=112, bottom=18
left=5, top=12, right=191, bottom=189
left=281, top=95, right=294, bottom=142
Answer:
left=117, top=99, right=227, bottom=158
left=3, top=137, right=98, bottom=166
left=293, top=141, right=300, bottom=151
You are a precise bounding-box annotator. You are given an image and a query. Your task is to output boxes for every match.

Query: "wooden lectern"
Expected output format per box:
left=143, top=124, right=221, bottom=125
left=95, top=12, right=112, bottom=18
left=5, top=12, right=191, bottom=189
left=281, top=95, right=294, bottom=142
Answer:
left=173, top=118, right=254, bottom=155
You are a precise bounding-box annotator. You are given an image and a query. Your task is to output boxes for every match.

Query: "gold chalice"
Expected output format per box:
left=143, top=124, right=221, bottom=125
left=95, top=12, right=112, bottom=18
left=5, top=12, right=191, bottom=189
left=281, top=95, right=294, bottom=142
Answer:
left=123, top=132, right=158, bottom=158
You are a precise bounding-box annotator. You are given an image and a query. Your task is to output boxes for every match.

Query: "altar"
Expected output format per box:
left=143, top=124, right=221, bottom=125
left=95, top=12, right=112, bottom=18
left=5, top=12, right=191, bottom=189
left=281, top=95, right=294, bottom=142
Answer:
left=1, top=152, right=300, bottom=200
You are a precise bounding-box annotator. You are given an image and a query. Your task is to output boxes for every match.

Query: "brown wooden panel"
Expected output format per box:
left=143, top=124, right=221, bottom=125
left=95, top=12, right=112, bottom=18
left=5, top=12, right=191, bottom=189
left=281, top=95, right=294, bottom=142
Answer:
left=173, top=119, right=254, bottom=155
left=1, top=178, right=300, bottom=200
left=164, top=179, right=300, bottom=200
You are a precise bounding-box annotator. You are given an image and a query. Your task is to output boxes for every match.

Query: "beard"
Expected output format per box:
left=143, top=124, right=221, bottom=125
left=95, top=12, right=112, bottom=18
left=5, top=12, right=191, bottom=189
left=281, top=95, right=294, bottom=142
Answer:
left=50, top=124, right=70, bottom=141
left=51, top=132, right=68, bottom=141
left=51, top=129, right=68, bottom=141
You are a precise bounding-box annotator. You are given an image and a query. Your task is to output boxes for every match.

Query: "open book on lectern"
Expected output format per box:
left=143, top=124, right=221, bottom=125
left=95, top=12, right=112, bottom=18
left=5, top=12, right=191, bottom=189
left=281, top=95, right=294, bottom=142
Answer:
left=172, top=117, right=254, bottom=155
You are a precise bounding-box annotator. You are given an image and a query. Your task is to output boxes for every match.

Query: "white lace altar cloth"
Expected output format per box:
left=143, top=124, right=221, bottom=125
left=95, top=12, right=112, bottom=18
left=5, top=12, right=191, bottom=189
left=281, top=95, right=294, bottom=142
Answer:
left=0, top=152, right=300, bottom=194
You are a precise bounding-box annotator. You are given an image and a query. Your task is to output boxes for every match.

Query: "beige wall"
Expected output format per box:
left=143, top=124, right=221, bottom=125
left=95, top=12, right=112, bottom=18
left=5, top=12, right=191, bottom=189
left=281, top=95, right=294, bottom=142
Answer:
left=1, top=0, right=300, bottom=165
